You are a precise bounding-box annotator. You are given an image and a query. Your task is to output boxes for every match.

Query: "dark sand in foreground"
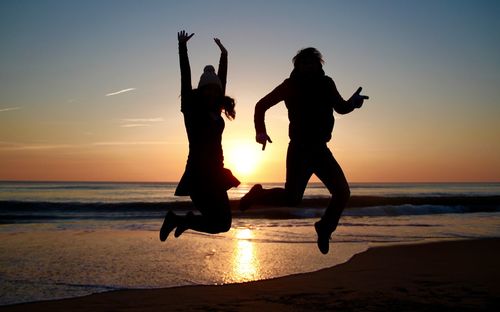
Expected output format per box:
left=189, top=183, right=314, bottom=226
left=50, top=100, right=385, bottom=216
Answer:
left=2, top=239, right=499, bottom=311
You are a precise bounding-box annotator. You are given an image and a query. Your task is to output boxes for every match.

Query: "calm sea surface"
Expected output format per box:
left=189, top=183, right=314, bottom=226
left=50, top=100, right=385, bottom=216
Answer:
left=1, top=181, right=499, bottom=203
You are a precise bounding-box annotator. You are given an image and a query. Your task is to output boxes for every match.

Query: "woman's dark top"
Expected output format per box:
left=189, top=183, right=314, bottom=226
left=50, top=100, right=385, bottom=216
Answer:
left=175, top=42, right=239, bottom=196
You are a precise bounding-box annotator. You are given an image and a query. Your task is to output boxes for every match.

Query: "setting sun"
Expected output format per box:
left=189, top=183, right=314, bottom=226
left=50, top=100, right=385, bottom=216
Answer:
left=224, top=142, right=262, bottom=179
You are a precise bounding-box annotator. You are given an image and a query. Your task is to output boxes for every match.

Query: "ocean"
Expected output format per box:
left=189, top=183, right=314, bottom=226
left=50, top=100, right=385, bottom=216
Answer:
left=1, top=181, right=500, bottom=305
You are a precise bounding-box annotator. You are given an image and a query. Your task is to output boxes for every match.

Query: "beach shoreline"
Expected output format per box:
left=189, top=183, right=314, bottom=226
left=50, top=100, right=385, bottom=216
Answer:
left=2, top=238, right=499, bottom=311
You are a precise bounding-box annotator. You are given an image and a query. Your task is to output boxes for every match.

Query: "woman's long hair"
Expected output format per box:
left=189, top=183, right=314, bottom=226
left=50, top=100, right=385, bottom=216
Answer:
left=222, top=96, right=236, bottom=120
left=192, top=88, right=236, bottom=120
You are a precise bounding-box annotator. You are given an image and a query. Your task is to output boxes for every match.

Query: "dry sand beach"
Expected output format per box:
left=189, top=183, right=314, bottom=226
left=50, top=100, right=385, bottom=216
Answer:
left=2, top=238, right=499, bottom=312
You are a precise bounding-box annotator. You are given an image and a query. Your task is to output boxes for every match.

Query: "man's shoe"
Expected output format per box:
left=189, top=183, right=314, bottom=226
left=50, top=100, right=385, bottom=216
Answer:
left=314, top=221, right=331, bottom=255
left=239, top=184, right=263, bottom=211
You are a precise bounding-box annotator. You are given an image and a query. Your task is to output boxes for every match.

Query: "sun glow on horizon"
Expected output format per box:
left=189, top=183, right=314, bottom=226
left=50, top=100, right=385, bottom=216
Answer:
left=224, top=142, right=262, bottom=180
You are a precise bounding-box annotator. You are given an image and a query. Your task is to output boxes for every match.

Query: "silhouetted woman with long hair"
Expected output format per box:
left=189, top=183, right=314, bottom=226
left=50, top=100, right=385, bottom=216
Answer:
left=160, top=30, right=239, bottom=241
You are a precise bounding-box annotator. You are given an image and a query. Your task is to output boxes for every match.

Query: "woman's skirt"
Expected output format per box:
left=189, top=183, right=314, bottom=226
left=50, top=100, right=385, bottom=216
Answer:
left=175, top=165, right=240, bottom=196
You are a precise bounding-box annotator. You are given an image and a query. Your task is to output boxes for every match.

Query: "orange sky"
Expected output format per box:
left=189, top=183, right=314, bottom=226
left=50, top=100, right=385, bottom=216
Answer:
left=1, top=1, right=499, bottom=182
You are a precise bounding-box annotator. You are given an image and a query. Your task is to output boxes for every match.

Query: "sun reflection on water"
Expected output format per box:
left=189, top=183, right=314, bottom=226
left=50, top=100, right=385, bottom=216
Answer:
left=228, top=228, right=260, bottom=283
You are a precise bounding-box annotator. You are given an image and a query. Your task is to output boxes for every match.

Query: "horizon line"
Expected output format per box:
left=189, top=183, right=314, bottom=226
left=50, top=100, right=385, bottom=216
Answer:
left=0, top=180, right=499, bottom=184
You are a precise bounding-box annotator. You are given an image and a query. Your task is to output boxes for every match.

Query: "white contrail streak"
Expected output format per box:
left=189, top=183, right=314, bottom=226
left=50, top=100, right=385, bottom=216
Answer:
left=105, top=88, right=136, bottom=96
left=0, top=107, right=21, bottom=112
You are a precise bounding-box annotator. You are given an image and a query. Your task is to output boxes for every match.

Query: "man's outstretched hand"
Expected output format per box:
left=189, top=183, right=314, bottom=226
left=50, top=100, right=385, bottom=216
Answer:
left=349, top=87, right=369, bottom=108
left=256, top=132, right=272, bottom=151
left=178, top=30, right=194, bottom=44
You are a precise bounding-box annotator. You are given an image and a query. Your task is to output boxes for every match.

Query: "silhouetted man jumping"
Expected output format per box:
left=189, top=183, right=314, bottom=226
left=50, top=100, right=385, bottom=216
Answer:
left=240, top=47, right=368, bottom=254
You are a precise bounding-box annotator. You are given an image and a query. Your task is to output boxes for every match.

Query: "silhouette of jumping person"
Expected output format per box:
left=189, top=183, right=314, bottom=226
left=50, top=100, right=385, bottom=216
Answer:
left=160, top=30, right=240, bottom=241
left=240, top=47, right=368, bottom=254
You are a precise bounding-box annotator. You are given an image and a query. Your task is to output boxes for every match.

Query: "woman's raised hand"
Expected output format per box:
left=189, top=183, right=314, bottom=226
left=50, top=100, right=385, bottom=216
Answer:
left=214, top=38, right=227, bottom=54
left=178, top=30, right=194, bottom=44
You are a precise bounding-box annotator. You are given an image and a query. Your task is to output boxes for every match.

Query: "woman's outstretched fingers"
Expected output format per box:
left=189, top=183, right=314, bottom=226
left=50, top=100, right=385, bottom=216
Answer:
left=178, top=30, right=194, bottom=43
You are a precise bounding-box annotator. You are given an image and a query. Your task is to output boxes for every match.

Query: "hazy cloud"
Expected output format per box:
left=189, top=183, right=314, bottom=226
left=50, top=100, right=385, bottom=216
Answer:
left=0, top=141, right=185, bottom=152
left=0, top=141, right=74, bottom=151
left=0, top=107, right=22, bottom=112
left=93, top=141, right=173, bottom=146
left=120, top=124, right=150, bottom=128
left=121, top=118, right=164, bottom=122
left=0, top=140, right=180, bottom=151
left=105, top=88, right=136, bottom=96
left=119, top=117, right=164, bottom=128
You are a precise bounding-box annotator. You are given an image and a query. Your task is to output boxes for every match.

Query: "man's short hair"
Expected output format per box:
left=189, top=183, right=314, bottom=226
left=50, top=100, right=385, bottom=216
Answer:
left=293, top=47, right=324, bottom=66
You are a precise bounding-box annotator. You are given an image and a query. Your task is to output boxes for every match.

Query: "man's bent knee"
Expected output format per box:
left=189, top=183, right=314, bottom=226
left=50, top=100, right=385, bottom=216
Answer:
left=332, top=184, right=350, bottom=204
left=284, top=190, right=303, bottom=207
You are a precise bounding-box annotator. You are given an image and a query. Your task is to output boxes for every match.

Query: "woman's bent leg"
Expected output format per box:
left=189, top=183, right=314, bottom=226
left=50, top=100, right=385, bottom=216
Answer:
left=178, top=191, right=232, bottom=235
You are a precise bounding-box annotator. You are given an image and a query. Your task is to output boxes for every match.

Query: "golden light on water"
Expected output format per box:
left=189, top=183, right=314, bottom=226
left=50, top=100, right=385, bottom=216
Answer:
left=230, top=228, right=260, bottom=282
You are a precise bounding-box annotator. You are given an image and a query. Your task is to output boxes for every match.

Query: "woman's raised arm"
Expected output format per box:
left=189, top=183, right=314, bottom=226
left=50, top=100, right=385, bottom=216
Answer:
left=178, top=30, right=194, bottom=97
left=214, top=38, right=227, bottom=94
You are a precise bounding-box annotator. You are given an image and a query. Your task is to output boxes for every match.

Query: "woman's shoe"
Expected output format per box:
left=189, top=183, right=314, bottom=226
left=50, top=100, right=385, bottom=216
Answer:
left=159, top=210, right=177, bottom=241
left=174, top=211, right=194, bottom=238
